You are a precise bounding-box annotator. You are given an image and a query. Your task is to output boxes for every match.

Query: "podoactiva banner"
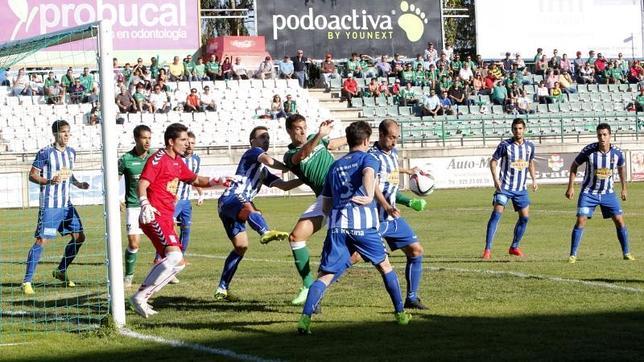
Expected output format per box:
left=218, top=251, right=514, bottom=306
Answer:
left=257, top=0, right=442, bottom=58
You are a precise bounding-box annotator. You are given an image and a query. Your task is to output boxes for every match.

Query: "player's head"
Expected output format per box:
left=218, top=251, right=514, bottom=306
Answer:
left=346, top=121, right=372, bottom=150
left=51, top=120, right=70, bottom=147
left=596, top=123, right=611, bottom=146
left=285, top=114, right=307, bottom=146
left=133, top=125, right=151, bottom=152
left=378, top=119, right=399, bottom=152
left=164, top=123, right=189, bottom=156
left=250, top=126, right=270, bottom=151
left=185, top=131, right=196, bottom=156
left=511, top=118, right=526, bottom=141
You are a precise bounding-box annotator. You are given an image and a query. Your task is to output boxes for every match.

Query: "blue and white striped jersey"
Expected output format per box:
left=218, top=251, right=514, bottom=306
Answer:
left=576, top=143, right=625, bottom=195
left=322, top=150, right=381, bottom=230
left=222, top=147, right=279, bottom=202
left=369, top=142, right=399, bottom=221
left=177, top=153, right=201, bottom=200
left=492, top=138, right=535, bottom=192
left=32, top=144, right=77, bottom=209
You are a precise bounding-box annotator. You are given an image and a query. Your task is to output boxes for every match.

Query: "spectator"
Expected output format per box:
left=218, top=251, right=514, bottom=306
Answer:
left=635, top=87, right=644, bottom=112
left=270, top=94, right=287, bottom=119
left=149, top=85, right=170, bottom=113
left=443, top=42, right=454, bottom=60
left=514, top=53, right=526, bottom=71
left=150, top=57, right=160, bottom=80
left=193, top=57, right=208, bottom=81
left=412, top=53, right=425, bottom=71
left=578, top=63, right=596, bottom=84
left=0, top=67, right=8, bottom=86
left=221, top=56, right=233, bottom=80
left=532, top=48, right=544, bottom=64
left=421, top=89, right=441, bottom=117
left=491, top=80, right=507, bottom=105
left=168, top=56, right=184, bottom=81
left=200, top=85, right=217, bottom=111
left=132, top=57, right=147, bottom=79
left=448, top=81, right=468, bottom=106
left=29, top=74, right=43, bottom=95
left=232, top=57, right=249, bottom=80
left=157, top=68, right=168, bottom=83
left=413, top=63, right=427, bottom=86
left=628, top=60, right=644, bottom=83
left=550, top=82, right=564, bottom=103
left=122, top=63, right=132, bottom=84
left=616, top=53, right=629, bottom=76
left=43, top=72, right=58, bottom=99
left=517, top=89, right=534, bottom=114
left=279, top=55, right=294, bottom=79
left=183, top=55, right=196, bottom=81
left=573, top=51, right=584, bottom=75
left=549, top=49, right=561, bottom=69
left=366, top=78, right=380, bottom=97
left=502, top=52, right=513, bottom=74
left=345, top=53, right=363, bottom=78
left=472, top=71, right=485, bottom=95
left=438, top=74, right=453, bottom=94
left=60, top=68, right=75, bottom=93
left=79, top=67, right=95, bottom=96
left=378, top=80, right=391, bottom=97
left=426, top=63, right=438, bottom=90
left=559, top=71, right=577, bottom=94
left=360, top=54, right=378, bottom=78
left=424, top=42, right=438, bottom=63
left=255, top=56, right=275, bottom=80
left=459, top=62, right=474, bottom=83
left=399, top=82, right=418, bottom=106
left=341, top=73, right=359, bottom=107
left=206, top=54, right=221, bottom=81
left=132, top=84, right=150, bottom=112
left=536, top=80, right=552, bottom=104
left=375, top=55, right=392, bottom=77
left=606, top=62, right=623, bottom=84
left=89, top=101, right=101, bottom=125
left=464, top=54, right=477, bottom=70
left=115, top=87, right=136, bottom=113
left=283, top=94, right=297, bottom=116
left=483, top=72, right=496, bottom=95
left=69, top=79, right=85, bottom=104
left=390, top=53, right=404, bottom=77
left=587, top=50, right=597, bottom=65
left=594, top=53, right=608, bottom=81
left=400, top=63, right=415, bottom=86
left=439, top=90, right=455, bottom=115
left=451, top=53, right=463, bottom=73
left=535, top=55, right=548, bottom=75
left=292, top=49, right=309, bottom=88
left=47, top=80, right=64, bottom=105
left=545, top=69, right=557, bottom=89
left=184, top=88, right=202, bottom=112
left=320, top=53, right=338, bottom=91
left=560, top=53, right=572, bottom=73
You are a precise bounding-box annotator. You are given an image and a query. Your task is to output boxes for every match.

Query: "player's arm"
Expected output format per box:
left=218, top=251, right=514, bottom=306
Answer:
left=322, top=196, right=332, bottom=216
left=70, top=174, right=90, bottom=190
left=290, top=120, right=334, bottom=165
left=258, top=153, right=290, bottom=172
left=618, top=165, right=627, bottom=201
left=528, top=159, right=538, bottom=191
left=270, top=177, right=304, bottom=191
left=489, top=158, right=501, bottom=191
left=192, top=175, right=229, bottom=188
left=195, top=186, right=204, bottom=206
left=565, top=161, right=580, bottom=200
left=351, top=167, right=376, bottom=205
left=375, top=183, right=400, bottom=218
left=28, top=166, right=56, bottom=185
left=327, top=136, right=347, bottom=150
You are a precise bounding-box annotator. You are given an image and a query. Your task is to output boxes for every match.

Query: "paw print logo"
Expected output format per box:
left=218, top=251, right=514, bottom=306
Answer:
left=397, top=1, right=428, bottom=42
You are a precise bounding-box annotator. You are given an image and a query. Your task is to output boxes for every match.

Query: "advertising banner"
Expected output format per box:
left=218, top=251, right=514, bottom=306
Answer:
left=0, top=172, right=24, bottom=208
left=257, top=0, right=443, bottom=58
left=631, top=150, right=644, bottom=181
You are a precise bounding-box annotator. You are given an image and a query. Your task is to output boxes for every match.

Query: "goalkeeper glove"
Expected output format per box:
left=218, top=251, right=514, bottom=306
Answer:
left=139, top=196, right=159, bottom=224
left=209, top=176, right=231, bottom=188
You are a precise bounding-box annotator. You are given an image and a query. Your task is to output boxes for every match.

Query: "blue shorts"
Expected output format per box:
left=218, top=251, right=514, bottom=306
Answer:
left=493, top=190, right=530, bottom=211
left=379, top=218, right=418, bottom=251
left=577, top=192, right=622, bottom=219
left=218, top=194, right=247, bottom=239
left=173, top=199, right=193, bottom=228
left=319, top=227, right=387, bottom=275
left=34, top=206, right=83, bottom=239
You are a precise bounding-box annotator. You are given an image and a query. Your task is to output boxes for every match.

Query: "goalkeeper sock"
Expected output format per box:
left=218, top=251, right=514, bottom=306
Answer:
left=57, top=236, right=83, bottom=272
left=291, top=242, right=314, bottom=288
left=247, top=211, right=269, bottom=235
left=124, top=248, right=138, bottom=276
left=134, top=251, right=184, bottom=302
left=570, top=226, right=584, bottom=256
left=218, top=250, right=244, bottom=290
left=382, top=270, right=404, bottom=313
left=485, top=211, right=502, bottom=250
left=616, top=226, right=629, bottom=254
left=24, top=243, right=43, bottom=283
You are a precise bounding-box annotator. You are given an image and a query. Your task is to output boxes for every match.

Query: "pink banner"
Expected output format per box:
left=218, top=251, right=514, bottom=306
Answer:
left=1, top=0, right=199, bottom=50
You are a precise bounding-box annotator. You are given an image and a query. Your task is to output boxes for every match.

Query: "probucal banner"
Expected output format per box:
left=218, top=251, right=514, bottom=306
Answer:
left=257, top=0, right=443, bottom=58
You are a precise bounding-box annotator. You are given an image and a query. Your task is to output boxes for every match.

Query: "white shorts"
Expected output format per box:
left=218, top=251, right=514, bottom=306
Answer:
left=126, top=207, right=143, bottom=236
left=299, top=195, right=326, bottom=220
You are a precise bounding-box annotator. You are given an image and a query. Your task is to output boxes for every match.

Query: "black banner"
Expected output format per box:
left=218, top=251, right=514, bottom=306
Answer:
left=257, top=0, right=443, bottom=58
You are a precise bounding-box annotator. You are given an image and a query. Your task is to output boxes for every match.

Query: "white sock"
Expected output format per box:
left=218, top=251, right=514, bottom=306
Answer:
left=290, top=241, right=307, bottom=250
left=133, top=251, right=184, bottom=302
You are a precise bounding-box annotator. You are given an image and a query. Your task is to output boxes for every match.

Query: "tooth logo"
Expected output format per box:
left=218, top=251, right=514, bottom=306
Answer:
left=8, top=0, right=37, bottom=41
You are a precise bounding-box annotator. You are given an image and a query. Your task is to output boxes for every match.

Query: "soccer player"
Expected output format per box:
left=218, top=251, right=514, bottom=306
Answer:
left=282, top=114, right=426, bottom=305
left=130, top=123, right=228, bottom=318
left=21, top=120, right=90, bottom=295
left=214, top=126, right=303, bottom=301
left=297, top=120, right=411, bottom=335
left=118, top=125, right=152, bottom=288
left=369, top=119, right=428, bottom=309
left=174, top=131, right=203, bottom=254
left=565, top=123, right=635, bottom=263
left=482, top=118, right=537, bottom=259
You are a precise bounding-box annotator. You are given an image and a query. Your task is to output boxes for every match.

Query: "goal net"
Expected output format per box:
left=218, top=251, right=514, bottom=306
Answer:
left=0, top=21, right=124, bottom=340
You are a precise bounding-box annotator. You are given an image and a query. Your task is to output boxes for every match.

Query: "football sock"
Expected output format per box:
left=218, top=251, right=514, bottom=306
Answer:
left=485, top=211, right=502, bottom=250
left=302, top=279, right=327, bottom=316
left=57, top=237, right=83, bottom=272
left=570, top=226, right=584, bottom=256
left=134, top=251, right=184, bottom=302
left=247, top=211, right=269, bottom=235
left=291, top=241, right=314, bottom=288
left=616, top=226, right=629, bottom=254
left=382, top=270, right=404, bottom=313
left=511, top=216, right=529, bottom=249
left=395, top=192, right=412, bottom=207
left=405, top=255, right=423, bottom=301
left=24, top=243, right=43, bottom=283
left=218, top=250, right=244, bottom=290
left=124, top=248, right=139, bottom=276
left=180, top=227, right=191, bottom=253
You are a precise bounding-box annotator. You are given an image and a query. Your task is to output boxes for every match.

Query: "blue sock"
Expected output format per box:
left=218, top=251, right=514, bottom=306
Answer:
left=511, top=216, right=529, bottom=249
left=485, top=211, right=502, bottom=250
left=570, top=226, right=584, bottom=256
left=247, top=211, right=269, bottom=235
left=405, top=255, right=423, bottom=301
left=302, top=279, right=327, bottom=316
left=180, top=227, right=191, bottom=253
left=57, top=237, right=83, bottom=272
left=24, top=243, right=43, bottom=283
left=218, top=250, right=244, bottom=290
left=616, top=227, right=629, bottom=254
left=382, top=270, right=404, bottom=313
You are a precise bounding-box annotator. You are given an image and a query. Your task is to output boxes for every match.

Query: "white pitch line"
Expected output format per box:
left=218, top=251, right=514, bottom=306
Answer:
left=189, top=253, right=643, bottom=293
left=0, top=343, right=30, bottom=347
left=119, top=328, right=282, bottom=362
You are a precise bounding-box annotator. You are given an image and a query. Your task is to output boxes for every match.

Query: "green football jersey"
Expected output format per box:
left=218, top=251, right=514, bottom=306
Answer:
left=284, top=134, right=335, bottom=196
left=118, top=148, right=152, bottom=208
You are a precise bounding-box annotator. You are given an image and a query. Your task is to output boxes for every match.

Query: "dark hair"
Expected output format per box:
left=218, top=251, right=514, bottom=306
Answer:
left=597, top=123, right=611, bottom=134
left=164, top=123, right=188, bottom=146
left=346, top=121, right=372, bottom=148
left=379, top=119, right=398, bottom=135
left=285, top=114, right=306, bottom=130
left=512, top=118, right=526, bottom=128
left=51, top=120, right=70, bottom=134
left=249, top=126, right=268, bottom=144
left=133, top=124, right=151, bottom=138
left=187, top=131, right=196, bottom=139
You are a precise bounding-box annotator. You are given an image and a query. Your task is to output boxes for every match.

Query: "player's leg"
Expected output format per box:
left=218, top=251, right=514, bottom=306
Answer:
left=374, top=256, right=410, bottom=325
left=601, top=195, right=634, bottom=260
left=54, top=206, right=85, bottom=283
left=483, top=193, right=508, bottom=258
left=288, top=204, right=324, bottom=304
left=215, top=231, right=249, bottom=300
left=509, top=192, right=530, bottom=256
left=124, top=207, right=143, bottom=287
left=176, top=201, right=193, bottom=253
left=236, top=201, right=288, bottom=244
left=22, top=237, right=49, bottom=295
left=569, top=194, right=596, bottom=262
left=23, top=207, right=62, bottom=293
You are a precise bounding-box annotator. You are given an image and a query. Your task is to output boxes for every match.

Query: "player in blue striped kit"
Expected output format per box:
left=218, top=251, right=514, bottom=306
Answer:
left=565, top=123, right=635, bottom=263
left=297, top=121, right=411, bottom=335
left=483, top=118, right=538, bottom=259
left=174, top=131, right=202, bottom=254
left=21, top=120, right=90, bottom=295
left=214, top=126, right=303, bottom=301
left=369, top=119, right=427, bottom=310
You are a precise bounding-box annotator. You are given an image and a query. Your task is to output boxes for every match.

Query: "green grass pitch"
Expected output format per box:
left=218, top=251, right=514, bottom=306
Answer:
left=1, top=184, right=642, bottom=361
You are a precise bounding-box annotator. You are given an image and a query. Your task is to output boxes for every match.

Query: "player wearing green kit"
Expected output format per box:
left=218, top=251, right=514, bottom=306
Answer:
left=118, top=125, right=152, bottom=288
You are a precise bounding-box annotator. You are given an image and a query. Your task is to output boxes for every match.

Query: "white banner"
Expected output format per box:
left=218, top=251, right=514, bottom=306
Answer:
left=410, top=156, right=494, bottom=189
left=0, top=173, right=25, bottom=208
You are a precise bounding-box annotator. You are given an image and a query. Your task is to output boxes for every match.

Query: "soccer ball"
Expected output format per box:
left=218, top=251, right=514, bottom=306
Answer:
left=409, top=173, right=435, bottom=196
